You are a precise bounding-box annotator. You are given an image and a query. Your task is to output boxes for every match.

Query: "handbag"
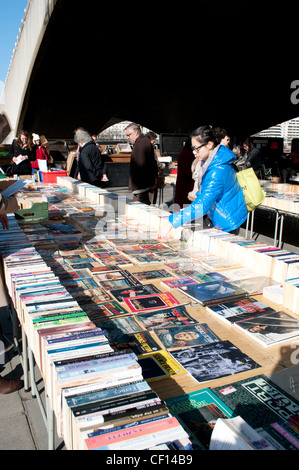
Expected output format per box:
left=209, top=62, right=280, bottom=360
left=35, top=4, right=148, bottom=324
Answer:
left=234, top=166, right=266, bottom=212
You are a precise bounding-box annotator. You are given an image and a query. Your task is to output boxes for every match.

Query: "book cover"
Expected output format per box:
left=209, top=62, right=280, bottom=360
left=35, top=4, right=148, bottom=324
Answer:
left=124, top=292, right=181, bottom=313
left=212, top=375, right=299, bottom=450
left=84, top=416, right=184, bottom=450
left=96, top=317, right=161, bottom=354
left=234, top=310, right=299, bottom=347
left=130, top=269, right=174, bottom=282
left=178, top=280, right=248, bottom=306
left=171, top=340, right=260, bottom=384
left=65, top=379, right=151, bottom=409
left=206, top=296, right=275, bottom=324
left=231, top=276, right=277, bottom=295
left=155, top=323, right=219, bottom=350
left=161, top=277, right=200, bottom=289
left=109, top=284, right=160, bottom=303
left=135, top=306, right=197, bottom=330
left=138, top=350, right=187, bottom=381
left=165, top=388, right=234, bottom=449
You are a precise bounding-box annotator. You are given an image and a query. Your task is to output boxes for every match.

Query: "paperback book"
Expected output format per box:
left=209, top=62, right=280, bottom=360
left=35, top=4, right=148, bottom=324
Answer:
left=154, top=323, right=219, bottom=350
left=234, top=310, right=299, bottom=347
left=138, top=350, right=187, bottom=381
left=171, top=340, right=260, bottom=384
left=95, top=316, right=161, bottom=354
left=206, top=296, right=275, bottom=324
left=124, top=292, right=181, bottom=313
left=135, top=306, right=197, bottom=330
left=178, top=280, right=248, bottom=306
left=231, top=276, right=277, bottom=295
left=165, top=388, right=234, bottom=449
left=109, top=284, right=161, bottom=303
left=212, top=374, right=299, bottom=450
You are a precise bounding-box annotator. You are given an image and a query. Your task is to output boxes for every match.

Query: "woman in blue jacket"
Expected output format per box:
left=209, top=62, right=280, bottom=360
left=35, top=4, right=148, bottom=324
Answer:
left=159, top=126, right=248, bottom=238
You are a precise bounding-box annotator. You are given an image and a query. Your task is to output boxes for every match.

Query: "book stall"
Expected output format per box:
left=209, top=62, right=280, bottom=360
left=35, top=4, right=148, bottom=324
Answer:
left=242, top=180, right=299, bottom=248
left=1, top=176, right=299, bottom=451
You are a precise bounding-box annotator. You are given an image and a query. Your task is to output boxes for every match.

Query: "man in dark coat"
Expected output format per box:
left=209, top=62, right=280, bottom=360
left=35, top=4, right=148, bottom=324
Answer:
left=125, top=123, right=158, bottom=205
left=74, top=129, right=105, bottom=186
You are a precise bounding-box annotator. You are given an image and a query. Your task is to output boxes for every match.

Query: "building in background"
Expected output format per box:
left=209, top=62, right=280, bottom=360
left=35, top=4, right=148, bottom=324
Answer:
left=253, top=117, right=299, bottom=151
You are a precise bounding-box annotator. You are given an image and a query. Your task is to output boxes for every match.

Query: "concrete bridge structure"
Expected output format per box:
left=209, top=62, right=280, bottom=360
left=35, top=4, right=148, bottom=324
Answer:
left=0, top=0, right=298, bottom=144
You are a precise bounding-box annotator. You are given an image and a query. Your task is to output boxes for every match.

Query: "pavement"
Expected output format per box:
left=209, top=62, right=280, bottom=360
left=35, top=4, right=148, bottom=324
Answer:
left=0, top=184, right=298, bottom=450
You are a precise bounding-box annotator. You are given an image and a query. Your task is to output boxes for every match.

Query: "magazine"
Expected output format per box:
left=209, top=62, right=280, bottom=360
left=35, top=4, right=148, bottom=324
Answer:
left=178, top=280, right=248, bottom=306
left=171, top=340, right=260, bottom=383
left=124, top=292, right=181, bottom=313
left=135, top=306, right=197, bottom=330
left=109, top=284, right=160, bottom=303
left=234, top=311, right=299, bottom=347
left=206, top=297, right=275, bottom=324
left=165, top=388, right=234, bottom=449
left=154, top=323, right=219, bottom=350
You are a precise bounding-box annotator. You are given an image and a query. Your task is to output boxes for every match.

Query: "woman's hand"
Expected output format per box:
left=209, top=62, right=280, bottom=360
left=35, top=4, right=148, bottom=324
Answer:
left=158, top=219, right=182, bottom=240
left=0, top=214, right=9, bottom=230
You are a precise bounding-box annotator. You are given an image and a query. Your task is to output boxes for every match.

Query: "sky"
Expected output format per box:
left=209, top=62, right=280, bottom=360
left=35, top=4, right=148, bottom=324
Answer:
left=0, top=0, right=28, bottom=95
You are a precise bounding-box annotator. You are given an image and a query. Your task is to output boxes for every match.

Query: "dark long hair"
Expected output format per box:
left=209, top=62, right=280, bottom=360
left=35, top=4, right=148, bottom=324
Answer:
left=191, top=125, right=220, bottom=146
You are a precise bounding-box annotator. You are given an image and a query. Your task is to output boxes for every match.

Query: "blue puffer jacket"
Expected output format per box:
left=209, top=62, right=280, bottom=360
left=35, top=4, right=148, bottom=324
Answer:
left=169, top=145, right=248, bottom=232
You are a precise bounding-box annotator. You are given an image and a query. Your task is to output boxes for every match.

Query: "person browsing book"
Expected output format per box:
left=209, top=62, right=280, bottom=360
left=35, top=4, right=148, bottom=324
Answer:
left=159, top=125, right=248, bottom=239
left=126, top=123, right=158, bottom=205
left=9, top=130, right=35, bottom=176
left=31, top=133, right=49, bottom=170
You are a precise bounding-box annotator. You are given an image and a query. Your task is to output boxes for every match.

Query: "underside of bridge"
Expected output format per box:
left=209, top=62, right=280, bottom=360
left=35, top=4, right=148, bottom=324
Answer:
left=19, top=0, right=299, bottom=141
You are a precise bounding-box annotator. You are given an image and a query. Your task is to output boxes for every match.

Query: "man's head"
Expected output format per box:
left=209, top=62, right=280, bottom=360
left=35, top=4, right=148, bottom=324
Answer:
left=125, top=123, right=141, bottom=144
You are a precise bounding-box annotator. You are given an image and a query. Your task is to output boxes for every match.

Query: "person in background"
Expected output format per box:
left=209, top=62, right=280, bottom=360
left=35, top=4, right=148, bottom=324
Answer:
left=213, top=127, right=231, bottom=148
left=241, top=137, right=263, bottom=174
left=91, top=134, right=109, bottom=183
left=31, top=133, right=49, bottom=171
left=145, top=131, right=165, bottom=205
left=9, top=131, right=35, bottom=176
left=74, top=129, right=105, bottom=186
left=279, top=153, right=296, bottom=183
left=159, top=125, right=248, bottom=239
left=126, top=123, right=158, bottom=205
left=174, top=137, right=195, bottom=208
left=0, top=192, right=23, bottom=394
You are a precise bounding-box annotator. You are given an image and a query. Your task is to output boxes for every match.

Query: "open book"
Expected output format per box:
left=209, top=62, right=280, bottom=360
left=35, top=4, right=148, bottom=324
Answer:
left=210, top=416, right=275, bottom=450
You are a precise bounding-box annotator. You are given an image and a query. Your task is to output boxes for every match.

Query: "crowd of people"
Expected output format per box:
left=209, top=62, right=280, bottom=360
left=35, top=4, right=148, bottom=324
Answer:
left=1, top=122, right=299, bottom=394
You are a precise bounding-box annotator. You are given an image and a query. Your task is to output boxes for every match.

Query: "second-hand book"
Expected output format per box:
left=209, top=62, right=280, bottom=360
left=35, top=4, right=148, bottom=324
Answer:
left=135, top=306, right=197, bottom=330
left=138, top=350, right=187, bottom=382
left=109, top=284, right=160, bottom=303
left=233, top=310, right=299, bottom=347
left=124, top=292, right=181, bottom=313
left=178, top=280, right=248, bottom=306
left=206, top=296, right=275, bottom=325
left=171, top=340, right=260, bottom=384
left=212, top=374, right=299, bottom=450
left=154, top=323, right=220, bottom=350
left=165, top=388, right=234, bottom=449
